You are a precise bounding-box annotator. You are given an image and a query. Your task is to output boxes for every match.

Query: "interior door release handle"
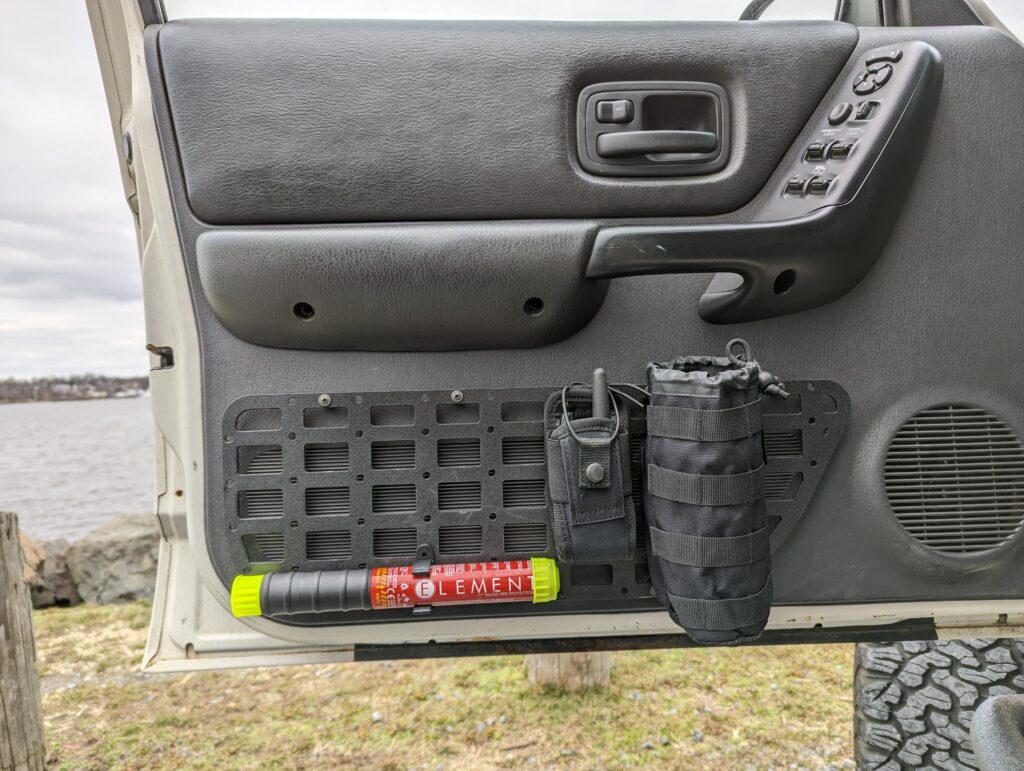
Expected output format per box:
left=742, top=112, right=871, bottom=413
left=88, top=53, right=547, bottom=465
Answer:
left=596, top=130, right=718, bottom=157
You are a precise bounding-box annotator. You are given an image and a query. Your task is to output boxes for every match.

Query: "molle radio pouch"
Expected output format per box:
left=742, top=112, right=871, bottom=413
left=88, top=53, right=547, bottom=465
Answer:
left=545, top=369, right=636, bottom=564
left=645, top=339, right=788, bottom=644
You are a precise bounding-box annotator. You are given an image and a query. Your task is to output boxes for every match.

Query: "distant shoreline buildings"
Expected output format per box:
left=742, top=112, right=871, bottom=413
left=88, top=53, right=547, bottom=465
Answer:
left=0, top=375, right=150, bottom=404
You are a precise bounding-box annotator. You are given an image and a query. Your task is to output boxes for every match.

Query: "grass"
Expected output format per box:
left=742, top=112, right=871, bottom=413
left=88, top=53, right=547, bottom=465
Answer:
left=35, top=603, right=855, bottom=770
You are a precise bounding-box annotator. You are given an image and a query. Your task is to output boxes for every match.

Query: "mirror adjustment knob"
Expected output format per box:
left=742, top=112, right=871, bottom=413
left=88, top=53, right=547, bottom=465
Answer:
left=828, top=102, right=853, bottom=125
left=866, top=49, right=903, bottom=66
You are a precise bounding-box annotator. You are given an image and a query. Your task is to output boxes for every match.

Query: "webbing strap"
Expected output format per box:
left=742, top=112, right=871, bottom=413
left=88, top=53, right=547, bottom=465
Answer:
left=650, top=525, right=769, bottom=567
left=669, top=577, right=773, bottom=630
left=647, top=399, right=761, bottom=441
left=647, top=463, right=765, bottom=506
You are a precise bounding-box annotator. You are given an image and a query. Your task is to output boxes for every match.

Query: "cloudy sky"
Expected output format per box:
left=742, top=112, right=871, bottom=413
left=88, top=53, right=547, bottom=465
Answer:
left=2, top=3, right=1022, bottom=379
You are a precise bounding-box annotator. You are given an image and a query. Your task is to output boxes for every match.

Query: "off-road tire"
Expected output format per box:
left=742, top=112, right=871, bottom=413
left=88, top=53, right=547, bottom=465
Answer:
left=855, top=639, right=1024, bottom=769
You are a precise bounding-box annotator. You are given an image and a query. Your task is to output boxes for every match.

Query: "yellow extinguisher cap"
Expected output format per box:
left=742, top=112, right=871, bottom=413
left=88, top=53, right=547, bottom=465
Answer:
left=530, top=557, right=560, bottom=604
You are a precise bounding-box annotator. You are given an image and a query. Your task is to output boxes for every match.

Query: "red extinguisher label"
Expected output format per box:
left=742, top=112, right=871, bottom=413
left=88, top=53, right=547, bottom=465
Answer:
left=369, top=560, right=535, bottom=609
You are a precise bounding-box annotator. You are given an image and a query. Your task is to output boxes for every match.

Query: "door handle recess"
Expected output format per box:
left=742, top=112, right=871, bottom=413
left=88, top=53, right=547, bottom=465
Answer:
left=585, top=42, right=943, bottom=324
left=596, top=130, right=718, bottom=157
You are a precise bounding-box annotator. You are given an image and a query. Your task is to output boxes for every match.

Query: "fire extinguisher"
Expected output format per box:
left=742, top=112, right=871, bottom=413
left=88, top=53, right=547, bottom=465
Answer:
left=230, top=557, right=560, bottom=618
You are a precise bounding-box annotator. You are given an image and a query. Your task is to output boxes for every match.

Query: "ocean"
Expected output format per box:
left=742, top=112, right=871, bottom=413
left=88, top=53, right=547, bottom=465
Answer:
left=0, top=398, right=154, bottom=540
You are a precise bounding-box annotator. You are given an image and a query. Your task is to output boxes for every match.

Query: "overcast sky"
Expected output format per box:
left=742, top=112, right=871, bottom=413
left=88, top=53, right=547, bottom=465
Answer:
left=2, top=2, right=1022, bottom=378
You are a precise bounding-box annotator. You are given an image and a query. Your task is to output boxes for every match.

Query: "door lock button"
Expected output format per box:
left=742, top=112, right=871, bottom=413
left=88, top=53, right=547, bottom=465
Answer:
left=855, top=101, right=879, bottom=121
left=596, top=99, right=634, bottom=123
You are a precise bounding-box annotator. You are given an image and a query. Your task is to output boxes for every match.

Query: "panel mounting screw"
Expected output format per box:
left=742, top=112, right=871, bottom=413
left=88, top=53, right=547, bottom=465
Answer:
left=450, top=390, right=464, bottom=403
left=317, top=393, right=332, bottom=407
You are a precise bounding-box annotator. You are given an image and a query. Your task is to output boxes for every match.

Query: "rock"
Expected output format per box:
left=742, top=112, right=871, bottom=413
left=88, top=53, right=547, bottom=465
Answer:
left=640, top=741, right=656, bottom=751
left=19, top=533, right=81, bottom=608
left=41, top=538, right=81, bottom=607
left=65, top=514, right=160, bottom=604
left=371, top=711, right=383, bottom=723
left=692, top=729, right=704, bottom=743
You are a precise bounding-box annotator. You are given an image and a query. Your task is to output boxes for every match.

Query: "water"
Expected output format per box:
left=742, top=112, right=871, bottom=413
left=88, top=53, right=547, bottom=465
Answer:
left=0, top=398, right=154, bottom=541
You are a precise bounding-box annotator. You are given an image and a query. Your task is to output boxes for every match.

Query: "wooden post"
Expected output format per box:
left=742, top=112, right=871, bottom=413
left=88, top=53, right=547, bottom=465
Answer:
left=526, top=651, right=612, bottom=691
left=1, top=513, right=45, bottom=771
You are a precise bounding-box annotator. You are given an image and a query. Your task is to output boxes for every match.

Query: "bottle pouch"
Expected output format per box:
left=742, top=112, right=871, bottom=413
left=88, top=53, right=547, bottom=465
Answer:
left=644, top=339, right=786, bottom=644
left=545, top=385, right=636, bottom=564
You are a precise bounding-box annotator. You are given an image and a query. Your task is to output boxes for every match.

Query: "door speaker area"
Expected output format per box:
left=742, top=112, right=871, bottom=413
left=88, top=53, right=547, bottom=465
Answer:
left=885, top=405, right=1024, bottom=554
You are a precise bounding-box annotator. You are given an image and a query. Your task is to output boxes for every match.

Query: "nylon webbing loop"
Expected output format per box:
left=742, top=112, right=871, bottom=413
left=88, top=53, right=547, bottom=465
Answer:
left=646, top=464, right=765, bottom=506
left=669, top=577, right=773, bottom=630
left=647, top=399, right=762, bottom=442
left=650, top=525, right=769, bottom=567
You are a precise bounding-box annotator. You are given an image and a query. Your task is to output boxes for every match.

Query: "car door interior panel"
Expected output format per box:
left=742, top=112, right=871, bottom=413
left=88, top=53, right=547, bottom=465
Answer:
left=140, top=16, right=1024, bottom=638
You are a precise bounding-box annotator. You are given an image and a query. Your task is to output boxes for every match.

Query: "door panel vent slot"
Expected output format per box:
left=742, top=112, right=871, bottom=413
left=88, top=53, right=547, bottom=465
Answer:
left=303, top=406, right=349, bottom=428
left=306, top=530, right=353, bottom=560
left=372, top=484, right=417, bottom=513
left=305, top=487, right=351, bottom=517
left=569, top=564, right=613, bottom=586
left=238, top=445, right=283, bottom=475
left=373, top=527, right=418, bottom=557
left=371, top=440, right=416, bottom=470
left=500, top=401, right=543, bottom=423
left=765, top=472, right=803, bottom=501
left=884, top=404, right=1024, bottom=554
left=502, top=479, right=547, bottom=508
left=503, top=522, right=549, bottom=552
left=239, top=489, right=284, bottom=518
left=502, top=436, right=545, bottom=465
left=436, top=403, right=480, bottom=424
left=235, top=408, right=281, bottom=431
left=438, top=481, right=482, bottom=510
left=438, top=525, right=483, bottom=555
left=437, top=438, right=481, bottom=467
left=304, top=443, right=350, bottom=472
left=764, top=430, right=803, bottom=457
left=370, top=404, right=415, bottom=426
left=243, top=533, right=285, bottom=563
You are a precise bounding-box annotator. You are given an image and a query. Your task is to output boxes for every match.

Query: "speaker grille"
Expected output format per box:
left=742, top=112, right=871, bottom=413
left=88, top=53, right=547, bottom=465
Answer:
left=884, top=405, right=1024, bottom=554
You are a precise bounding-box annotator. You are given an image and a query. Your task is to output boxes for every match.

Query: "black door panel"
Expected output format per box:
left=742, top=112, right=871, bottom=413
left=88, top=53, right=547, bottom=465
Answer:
left=153, top=20, right=857, bottom=223
left=144, top=19, right=1024, bottom=621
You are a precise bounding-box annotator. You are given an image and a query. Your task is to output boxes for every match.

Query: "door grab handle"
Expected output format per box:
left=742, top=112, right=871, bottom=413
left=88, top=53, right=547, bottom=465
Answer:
left=595, top=130, right=719, bottom=157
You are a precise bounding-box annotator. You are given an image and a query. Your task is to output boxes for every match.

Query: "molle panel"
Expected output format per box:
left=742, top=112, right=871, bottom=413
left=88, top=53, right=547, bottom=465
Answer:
left=155, top=19, right=859, bottom=225
left=196, top=223, right=607, bottom=350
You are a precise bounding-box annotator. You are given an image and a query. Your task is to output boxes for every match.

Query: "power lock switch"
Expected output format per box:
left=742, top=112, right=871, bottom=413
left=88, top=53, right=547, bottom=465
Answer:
left=855, top=101, right=878, bottom=121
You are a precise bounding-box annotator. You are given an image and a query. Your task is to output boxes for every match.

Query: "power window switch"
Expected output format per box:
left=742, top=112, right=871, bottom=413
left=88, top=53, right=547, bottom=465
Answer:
left=828, top=141, right=855, bottom=160
left=785, top=175, right=809, bottom=196
left=807, top=175, right=836, bottom=195
left=595, top=99, right=634, bottom=123
left=805, top=143, right=828, bottom=162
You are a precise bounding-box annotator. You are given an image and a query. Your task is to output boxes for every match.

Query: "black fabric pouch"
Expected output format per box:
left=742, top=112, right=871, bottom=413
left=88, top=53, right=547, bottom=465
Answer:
left=644, top=351, right=775, bottom=644
left=545, top=387, right=636, bottom=564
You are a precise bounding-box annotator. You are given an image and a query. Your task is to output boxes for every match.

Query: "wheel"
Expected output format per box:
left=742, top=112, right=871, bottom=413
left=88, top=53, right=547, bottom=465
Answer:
left=854, top=639, right=1024, bottom=769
